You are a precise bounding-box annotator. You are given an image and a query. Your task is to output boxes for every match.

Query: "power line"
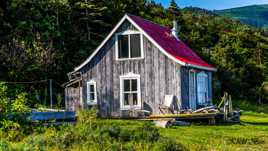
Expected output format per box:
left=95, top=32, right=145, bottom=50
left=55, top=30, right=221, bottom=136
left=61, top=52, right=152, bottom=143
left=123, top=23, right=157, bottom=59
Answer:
left=3, top=79, right=64, bottom=88
left=4, top=80, right=49, bottom=84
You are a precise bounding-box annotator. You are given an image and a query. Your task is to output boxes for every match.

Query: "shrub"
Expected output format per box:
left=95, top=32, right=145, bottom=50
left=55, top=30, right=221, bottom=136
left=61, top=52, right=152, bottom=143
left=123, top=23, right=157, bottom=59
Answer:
left=0, top=82, right=9, bottom=113
left=119, top=128, right=132, bottom=142
left=76, top=107, right=98, bottom=128
left=0, top=120, right=25, bottom=141
left=156, top=137, right=189, bottom=151
left=132, top=122, right=160, bottom=142
left=11, top=92, right=30, bottom=112
left=0, top=140, right=11, bottom=151
left=55, top=126, right=76, bottom=150
left=107, top=125, right=121, bottom=140
left=23, top=135, right=47, bottom=151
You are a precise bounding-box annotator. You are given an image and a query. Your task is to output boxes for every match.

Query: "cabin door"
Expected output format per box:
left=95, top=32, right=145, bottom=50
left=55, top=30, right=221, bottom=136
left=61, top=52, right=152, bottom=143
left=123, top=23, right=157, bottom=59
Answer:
left=197, top=72, right=208, bottom=105
left=189, top=71, right=197, bottom=110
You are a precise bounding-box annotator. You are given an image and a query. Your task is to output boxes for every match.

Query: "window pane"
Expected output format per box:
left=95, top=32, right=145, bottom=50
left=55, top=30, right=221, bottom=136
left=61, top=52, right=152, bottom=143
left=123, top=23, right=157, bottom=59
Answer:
left=124, top=93, right=129, bottom=105
left=118, top=35, right=129, bottom=58
left=131, top=79, right=137, bottom=91
left=90, top=93, right=95, bottom=101
left=89, top=85, right=94, bottom=92
left=133, top=93, right=138, bottom=105
left=124, top=79, right=130, bottom=91
left=197, top=72, right=208, bottom=104
left=130, top=34, right=141, bottom=58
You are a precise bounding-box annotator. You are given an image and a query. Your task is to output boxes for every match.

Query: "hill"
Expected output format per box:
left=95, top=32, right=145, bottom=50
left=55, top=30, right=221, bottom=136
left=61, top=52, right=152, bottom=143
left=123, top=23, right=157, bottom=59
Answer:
left=215, top=4, right=268, bottom=29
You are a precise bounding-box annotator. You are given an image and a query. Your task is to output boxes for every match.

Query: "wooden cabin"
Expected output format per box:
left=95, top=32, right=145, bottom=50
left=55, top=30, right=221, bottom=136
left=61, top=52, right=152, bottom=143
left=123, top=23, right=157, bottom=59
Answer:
left=64, top=14, right=216, bottom=117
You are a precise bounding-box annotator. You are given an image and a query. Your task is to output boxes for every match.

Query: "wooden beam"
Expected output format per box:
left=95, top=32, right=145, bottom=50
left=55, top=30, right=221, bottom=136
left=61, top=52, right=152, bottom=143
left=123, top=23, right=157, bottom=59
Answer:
left=149, top=113, right=219, bottom=119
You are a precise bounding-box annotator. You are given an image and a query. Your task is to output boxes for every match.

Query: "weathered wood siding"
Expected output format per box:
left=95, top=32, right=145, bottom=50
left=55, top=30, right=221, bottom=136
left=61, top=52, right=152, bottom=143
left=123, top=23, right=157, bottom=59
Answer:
left=65, top=86, right=82, bottom=111
left=65, top=20, right=213, bottom=117
left=71, top=20, right=182, bottom=117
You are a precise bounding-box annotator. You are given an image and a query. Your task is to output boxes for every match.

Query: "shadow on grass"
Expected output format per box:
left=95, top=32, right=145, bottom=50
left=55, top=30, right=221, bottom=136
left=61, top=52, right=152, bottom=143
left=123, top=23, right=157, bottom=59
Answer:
left=240, top=121, right=268, bottom=126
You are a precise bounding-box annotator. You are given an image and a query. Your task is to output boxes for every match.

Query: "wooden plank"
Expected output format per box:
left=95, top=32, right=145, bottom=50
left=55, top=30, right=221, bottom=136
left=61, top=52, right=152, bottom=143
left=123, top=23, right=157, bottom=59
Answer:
left=153, top=43, right=160, bottom=114
left=149, top=113, right=220, bottom=119
left=159, top=53, right=165, bottom=104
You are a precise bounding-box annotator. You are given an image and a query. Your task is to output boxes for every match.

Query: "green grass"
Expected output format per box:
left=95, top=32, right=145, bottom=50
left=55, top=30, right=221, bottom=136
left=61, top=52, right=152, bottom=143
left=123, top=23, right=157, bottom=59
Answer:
left=3, top=102, right=268, bottom=151
left=158, top=109, right=268, bottom=151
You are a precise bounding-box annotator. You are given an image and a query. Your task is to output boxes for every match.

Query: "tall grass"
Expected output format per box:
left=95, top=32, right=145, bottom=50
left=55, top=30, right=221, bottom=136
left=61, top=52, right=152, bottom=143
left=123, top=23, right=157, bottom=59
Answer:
left=0, top=109, right=188, bottom=151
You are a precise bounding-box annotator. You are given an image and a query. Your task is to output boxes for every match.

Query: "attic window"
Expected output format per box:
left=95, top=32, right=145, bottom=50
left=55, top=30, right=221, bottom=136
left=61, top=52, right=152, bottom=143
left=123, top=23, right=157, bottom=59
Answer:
left=116, top=30, right=143, bottom=60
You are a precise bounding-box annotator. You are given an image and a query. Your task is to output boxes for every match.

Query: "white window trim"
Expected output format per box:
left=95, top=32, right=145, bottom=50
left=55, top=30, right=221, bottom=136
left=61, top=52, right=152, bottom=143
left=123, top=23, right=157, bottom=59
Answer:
left=189, top=69, right=196, bottom=110
left=119, top=72, right=141, bottom=110
left=115, top=30, right=144, bottom=61
left=87, top=80, right=97, bottom=105
left=197, top=71, right=209, bottom=105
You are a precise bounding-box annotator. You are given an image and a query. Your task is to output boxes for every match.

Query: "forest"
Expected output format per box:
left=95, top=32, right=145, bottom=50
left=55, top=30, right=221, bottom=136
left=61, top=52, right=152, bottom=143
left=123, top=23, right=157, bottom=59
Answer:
left=1, top=1, right=268, bottom=151
left=215, top=4, right=268, bottom=29
left=0, top=0, right=268, bottom=102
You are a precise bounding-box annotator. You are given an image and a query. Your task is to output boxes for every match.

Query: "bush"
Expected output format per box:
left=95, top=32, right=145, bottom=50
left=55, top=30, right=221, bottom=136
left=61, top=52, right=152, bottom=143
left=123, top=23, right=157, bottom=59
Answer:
left=0, top=120, right=25, bottom=141
left=76, top=107, right=98, bottom=128
left=0, top=82, right=9, bottom=112
left=11, top=92, right=30, bottom=112
left=156, top=137, right=189, bottom=151
left=0, top=140, right=11, bottom=151
left=107, top=125, right=121, bottom=140
left=132, top=122, right=160, bottom=142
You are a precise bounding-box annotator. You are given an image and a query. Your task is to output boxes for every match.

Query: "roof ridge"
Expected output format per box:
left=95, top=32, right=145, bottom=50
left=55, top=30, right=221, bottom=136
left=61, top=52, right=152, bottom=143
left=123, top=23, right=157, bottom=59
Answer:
left=126, top=14, right=171, bottom=30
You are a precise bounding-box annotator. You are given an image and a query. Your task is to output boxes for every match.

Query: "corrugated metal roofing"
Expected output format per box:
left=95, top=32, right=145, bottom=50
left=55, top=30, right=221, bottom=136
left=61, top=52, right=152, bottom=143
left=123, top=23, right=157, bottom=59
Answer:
left=128, top=14, right=215, bottom=70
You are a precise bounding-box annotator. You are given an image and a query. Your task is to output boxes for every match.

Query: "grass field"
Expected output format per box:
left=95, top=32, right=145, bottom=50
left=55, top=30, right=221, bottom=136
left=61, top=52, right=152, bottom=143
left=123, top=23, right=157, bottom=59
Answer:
left=2, top=101, right=268, bottom=151
left=160, top=111, right=268, bottom=151
left=159, top=101, right=268, bottom=151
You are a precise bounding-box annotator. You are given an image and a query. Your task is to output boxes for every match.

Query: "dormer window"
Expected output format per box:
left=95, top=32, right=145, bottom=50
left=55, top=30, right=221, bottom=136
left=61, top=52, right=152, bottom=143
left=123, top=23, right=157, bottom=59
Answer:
left=116, top=30, right=144, bottom=60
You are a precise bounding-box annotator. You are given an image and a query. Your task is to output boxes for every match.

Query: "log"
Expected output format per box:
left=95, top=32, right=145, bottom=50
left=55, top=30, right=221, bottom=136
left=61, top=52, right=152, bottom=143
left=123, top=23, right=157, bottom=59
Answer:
left=154, top=120, right=171, bottom=128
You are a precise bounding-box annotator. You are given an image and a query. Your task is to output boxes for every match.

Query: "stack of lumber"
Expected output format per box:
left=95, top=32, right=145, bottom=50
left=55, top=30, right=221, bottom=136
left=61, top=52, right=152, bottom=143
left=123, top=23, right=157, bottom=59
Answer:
left=178, top=106, right=219, bottom=115
left=193, top=106, right=219, bottom=114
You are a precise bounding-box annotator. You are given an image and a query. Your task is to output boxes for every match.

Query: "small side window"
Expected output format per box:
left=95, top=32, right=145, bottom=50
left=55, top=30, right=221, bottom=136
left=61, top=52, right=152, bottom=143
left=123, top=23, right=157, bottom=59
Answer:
left=87, top=81, right=97, bottom=105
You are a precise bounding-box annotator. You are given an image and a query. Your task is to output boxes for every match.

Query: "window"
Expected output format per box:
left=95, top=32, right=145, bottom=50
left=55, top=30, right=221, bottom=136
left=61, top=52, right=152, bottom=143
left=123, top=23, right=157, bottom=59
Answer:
left=87, top=80, right=97, bottom=105
left=120, top=73, right=141, bottom=109
left=197, top=72, right=208, bottom=105
left=116, top=30, right=143, bottom=60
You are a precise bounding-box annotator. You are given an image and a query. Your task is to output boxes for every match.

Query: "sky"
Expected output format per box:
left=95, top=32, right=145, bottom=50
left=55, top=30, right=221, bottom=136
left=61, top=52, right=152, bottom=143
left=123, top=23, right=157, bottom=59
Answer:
left=155, top=0, right=268, bottom=10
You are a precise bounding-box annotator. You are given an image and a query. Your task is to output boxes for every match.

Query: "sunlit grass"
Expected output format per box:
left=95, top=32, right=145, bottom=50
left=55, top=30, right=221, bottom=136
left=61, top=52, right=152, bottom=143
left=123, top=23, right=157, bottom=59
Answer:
left=159, top=110, right=268, bottom=151
left=3, top=101, right=268, bottom=151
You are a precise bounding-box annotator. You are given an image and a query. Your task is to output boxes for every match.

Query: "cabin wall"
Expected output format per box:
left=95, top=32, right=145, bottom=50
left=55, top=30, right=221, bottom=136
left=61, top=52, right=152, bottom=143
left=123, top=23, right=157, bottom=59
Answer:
left=65, top=86, right=82, bottom=111
left=73, top=20, right=182, bottom=117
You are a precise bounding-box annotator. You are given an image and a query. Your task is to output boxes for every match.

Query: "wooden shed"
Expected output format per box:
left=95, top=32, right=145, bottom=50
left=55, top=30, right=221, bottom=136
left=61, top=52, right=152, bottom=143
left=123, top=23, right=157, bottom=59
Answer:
left=64, top=14, right=216, bottom=117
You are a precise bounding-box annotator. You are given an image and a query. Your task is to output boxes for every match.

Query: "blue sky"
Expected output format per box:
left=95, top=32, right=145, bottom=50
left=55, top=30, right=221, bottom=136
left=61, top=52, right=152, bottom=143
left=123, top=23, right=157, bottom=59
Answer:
left=155, top=0, right=268, bottom=10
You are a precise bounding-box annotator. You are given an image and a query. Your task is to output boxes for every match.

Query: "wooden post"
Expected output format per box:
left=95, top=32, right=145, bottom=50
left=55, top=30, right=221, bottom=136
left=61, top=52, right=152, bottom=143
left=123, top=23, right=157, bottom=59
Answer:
left=209, top=118, right=216, bottom=125
left=50, top=79, right=53, bottom=109
left=223, top=92, right=228, bottom=122
left=229, top=95, right=232, bottom=113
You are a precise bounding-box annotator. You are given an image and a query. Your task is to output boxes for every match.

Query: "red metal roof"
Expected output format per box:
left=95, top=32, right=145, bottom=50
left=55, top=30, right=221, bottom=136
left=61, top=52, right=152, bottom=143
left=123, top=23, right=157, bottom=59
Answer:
left=128, top=14, right=215, bottom=70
